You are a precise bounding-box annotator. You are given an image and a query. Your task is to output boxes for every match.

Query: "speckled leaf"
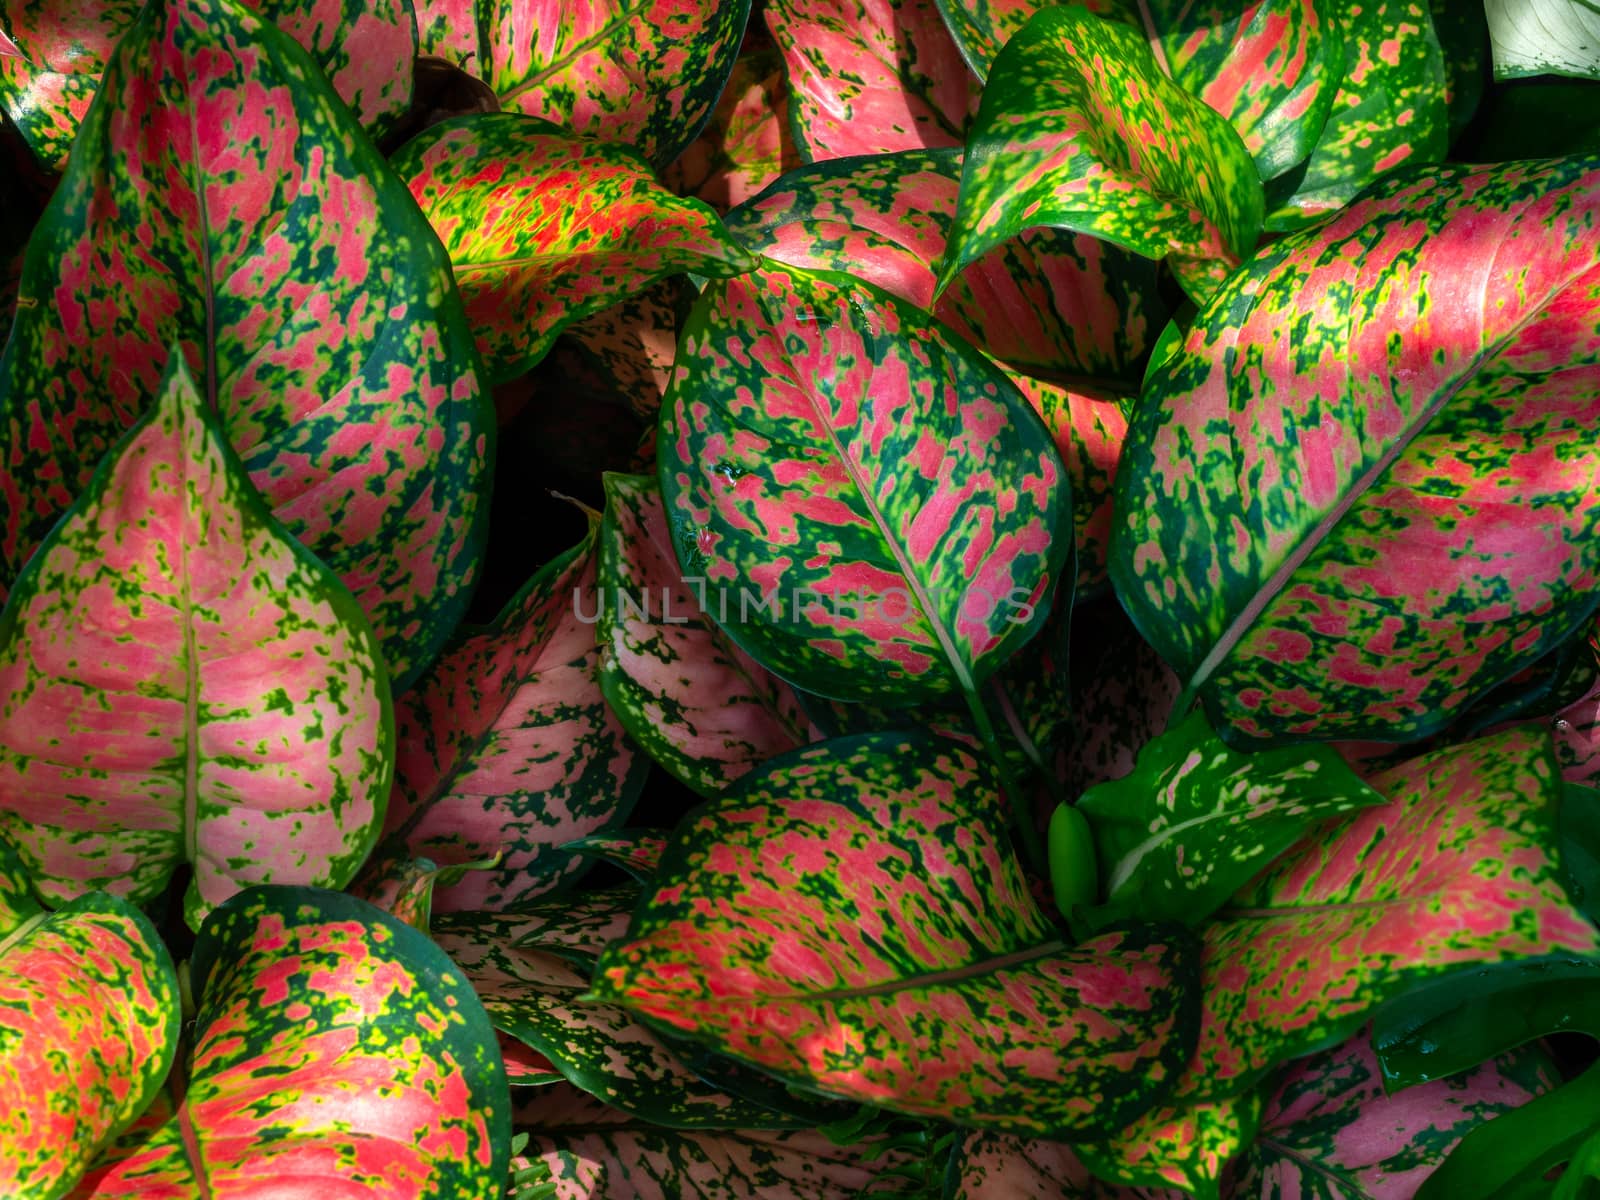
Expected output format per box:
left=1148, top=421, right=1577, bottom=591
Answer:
left=725, top=147, right=1167, bottom=388
left=1076, top=1093, right=1262, bottom=1200
left=564, top=279, right=695, bottom=422
left=561, top=830, right=666, bottom=880
left=931, top=0, right=1134, bottom=81
left=478, top=0, right=751, bottom=166
left=942, top=6, right=1264, bottom=304
left=1266, top=0, right=1450, bottom=229
left=1112, top=157, right=1600, bottom=745
left=949, top=1133, right=1185, bottom=1199
left=0, top=846, right=179, bottom=1200
left=512, top=1083, right=927, bottom=1198
left=366, top=853, right=503, bottom=933
left=70, top=886, right=511, bottom=1198
left=0, top=0, right=493, bottom=691
left=599, top=472, right=813, bottom=798
left=413, top=0, right=476, bottom=64
left=1080, top=709, right=1386, bottom=927
left=1487, top=0, right=1600, bottom=80
left=375, top=525, right=650, bottom=911
left=0, top=351, right=392, bottom=930
left=764, top=0, right=979, bottom=160
left=659, top=263, right=1071, bottom=705
left=1234, top=1030, right=1553, bottom=1199
left=435, top=886, right=640, bottom=958
left=1173, top=727, right=1600, bottom=1104
left=592, top=734, right=1200, bottom=1138
left=395, top=113, right=754, bottom=383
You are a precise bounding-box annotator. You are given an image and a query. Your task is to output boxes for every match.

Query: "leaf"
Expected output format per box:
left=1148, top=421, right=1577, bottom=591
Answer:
left=1487, top=0, right=1600, bottom=80
left=475, top=0, right=751, bottom=166
left=940, top=5, right=1264, bottom=304
left=511, top=1083, right=928, bottom=1198
left=948, top=1132, right=1186, bottom=1198
left=591, top=734, right=1201, bottom=1138
left=564, top=278, right=695, bottom=422
left=375, top=524, right=650, bottom=911
left=70, top=886, right=511, bottom=1198
left=0, top=0, right=493, bottom=692
left=1079, top=709, right=1387, bottom=928
left=1265, top=0, right=1450, bottom=229
left=1075, top=1092, right=1262, bottom=1200
left=0, top=839, right=180, bottom=1200
left=0, top=350, right=392, bottom=930
left=763, top=0, right=979, bottom=160
left=658, top=262, right=1072, bottom=705
left=1172, top=727, right=1600, bottom=1103
left=561, top=830, right=668, bottom=880
left=1562, top=783, right=1600, bottom=922
left=364, top=853, right=504, bottom=933
left=929, top=0, right=1133, bottom=82
left=1237, top=1030, right=1555, bottom=1199
left=1112, top=155, right=1600, bottom=746
left=598, top=471, right=814, bottom=798
left=394, top=112, right=755, bottom=383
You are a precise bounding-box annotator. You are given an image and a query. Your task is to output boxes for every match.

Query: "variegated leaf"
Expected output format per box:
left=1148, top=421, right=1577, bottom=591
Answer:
left=561, top=829, right=667, bottom=879
left=1113, top=156, right=1600, bottom=745
left=1079, top=709, right=1386, bottom=927
left=1235, top=1029, right=1554, bottom=1199
left=70, top=886, right=511, bottom=1198
left=0, top=836, right=179, bottom=1200
left=941, top=5, right=1264, bottom=304
left=950, top=1132, right=1185, bottom=1199
left=436, top=887, right=642, bottom=959
left=395, top=113, right=754, bottom=383
left=764, top=0, right=979, bottom=160
left=0, top=0, right=492, bottom=691
left=564, top=278, right=695, bottom=422
left=1076, top=1093, right=1262, bottom=1200
left=0, top=351, right=391, bottom=930
left=373, top=525, right=650, bottom=911
left=1173, top=727, right=1600, bottom=1104
left=364, top=853, right=503, bottom=933
left=592, top=734, right=1200, bottom=1138
left=599, top=472, right=814, bottom=798
left=932, top=0, right=1134, bottom=81
left=659, top=262, right=1071, bottom=705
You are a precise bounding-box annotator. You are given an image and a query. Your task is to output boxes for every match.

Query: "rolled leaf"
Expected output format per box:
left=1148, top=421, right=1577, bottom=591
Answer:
left=1174, top=727, right=1600, bottom=1103
left=376, top=525, right=650, bottom=910
left=1487, top=0, right=1600, bottom=80
left=1114, top=155, right=1600, bottom=745
left=658, top=262, right=1072, bottom=705
left=71, top=886, right=511, bottom=1198
left=0, top=351, right=392, bottom=929
left=0, top=0, right=493, bottom=690
left=394, top=113, right=755, bottom=383
left=592, top=734, right=1201, bottom=1138
left=598, top=472, right=813, bottom=798
left=561, top=830, right=668, bottom=879
left=941, top=5, right=1264, bottom=303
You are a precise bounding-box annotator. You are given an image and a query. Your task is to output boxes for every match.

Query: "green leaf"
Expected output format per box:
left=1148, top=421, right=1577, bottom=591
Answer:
left=1112, top=155, right=1600, bottom=746
left=939, top=5, right=1264, bottom=305
left=591, top=734, right=1201, bottom=1139
left=0, top=349, right=393, bottom=930
left=1487, top=0, right=1600, bottom=80
left=1562, top=782, right=1600, bottom=923
left=658, top=262, right=1072, bottom=706
left=1078, top=709, right=1387, bottom=927
left=394, top=112, right=755, bottom=383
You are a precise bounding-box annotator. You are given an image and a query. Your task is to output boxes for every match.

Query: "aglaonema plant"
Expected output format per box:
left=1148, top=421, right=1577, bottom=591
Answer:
left=0, top=0, right=1597, bottom=1194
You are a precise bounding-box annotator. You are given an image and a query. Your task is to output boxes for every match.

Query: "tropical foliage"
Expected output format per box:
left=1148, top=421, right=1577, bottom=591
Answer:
left=0, top=0, right=1595, bottom=1195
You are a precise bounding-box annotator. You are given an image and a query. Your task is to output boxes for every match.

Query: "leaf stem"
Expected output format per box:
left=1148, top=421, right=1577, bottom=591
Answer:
left=961, top=682, right=1047, bottom=877
left=1165, top=682, right=1198, bottom=733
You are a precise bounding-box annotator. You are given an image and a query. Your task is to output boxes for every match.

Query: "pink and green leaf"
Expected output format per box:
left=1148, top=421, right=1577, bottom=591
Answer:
left=763, top=0, right=979, bottom=160
left=598, top=471, right=814, bottom=798
left=950, top=1132, right=1187, bottom=1198
left=373, top=525, right=650, bottom=911
left=71, top=886, right=511, bottom=1198
left=1075, top=1093, right=1263, bottom=1200
left=563, top=279, right=695, bottom=422
left=561, top=830, right=667, bottom=880
left=1112, top=156, right=1600, bottom=745
left=0, top=351, right=392, bottom=930
left=941, top=5, right=1264, bottom=305
left=0, top=0, right=493, bottom=691
left=592, top=734, right=1201, bottom=1138
left=435, top=886, right=641, bottom=958
left=395, top=113, right=754, bottom=383
left=658, top=262, right=1072, bottom=705
left=364, top=853, right=505, bottom=933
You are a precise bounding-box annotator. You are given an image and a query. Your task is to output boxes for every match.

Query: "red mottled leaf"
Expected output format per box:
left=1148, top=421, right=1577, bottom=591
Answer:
left=659, top=262, right=1072, bottom=705
left=70, top=886, right=511, bottom=1198
left=599, top=472, right=814, bottom=798
left=764, top=0, right=979, bottom=160
left=1075, top=1093, right=1262, bottom=1199
left=1235, top=1029, right=1554, bottom=1198
left=395, top=112, right=754, bottom=383
left=1113, top=157, right=1600, bottom=745
left=373, top=525, right=650, bottom=911
left=0, top=837, right=180, bottom=1200
left=0, top=351, right=392, bottom=930
left=499, top=1035, right=563, bottom=1086
left=0, top=0, right=417, bottom=169
left=0, top=0, right=493, bottom=691
left=413, top=0, right=476, bottom=65
left=561, top=829, right=667, bottom=879
left=1172, top=727, right=1600, bottom=1104
left=592, top=734, right=1200, bottom=1138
